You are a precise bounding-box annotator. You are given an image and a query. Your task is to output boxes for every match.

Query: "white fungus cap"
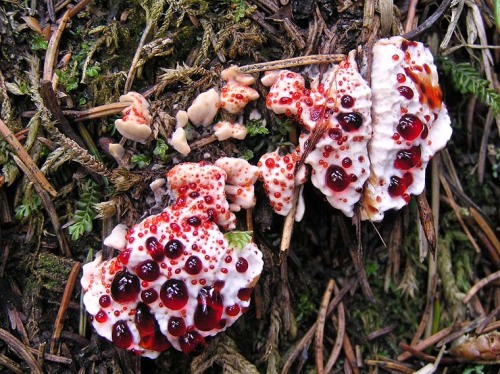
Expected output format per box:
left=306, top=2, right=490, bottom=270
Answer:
left=115, top=92, right=153, bottom=144
left=214, top=120, right=247, bottom=141
left=168, top=127, right=191, bottom=155
left=186, top=88, right=220, bottom=127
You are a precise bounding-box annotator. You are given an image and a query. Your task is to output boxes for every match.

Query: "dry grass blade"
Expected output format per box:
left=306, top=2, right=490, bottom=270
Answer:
left=324, top=282, right=346, bottom=373
left=412, top=275, right=437, bottom=346
left=416, top=192, right=437, bottom=258
left=470, top=207, right=500, bottom=257
left=314, top=279, right=334, bottom=374
left=463, top=270, right=500, bottom=304
left=0, top=354, right=23, bottom=374
left=343, top=333, right=359, bottom=374
left=71, top=102, right=131, bottom=121
left=397, top=325, right=455, bottom=361
left=0, top=119, right=57, bottom=197
left=378, top=0, right=393, bottom=36
left=399, top=342, right=463, bottom=365
left=279, top=187, right=300, bottom=261
left=43, top=9, right=71, bottom=82
left=365, top=359, right=414, bottom=373
left=50, top=262, right=81, bottom=354
left=403, top=0, right=453, bottom=39
left=237, top=55, right=345, bottom=74
left=0, top=328, right=43, bottom=374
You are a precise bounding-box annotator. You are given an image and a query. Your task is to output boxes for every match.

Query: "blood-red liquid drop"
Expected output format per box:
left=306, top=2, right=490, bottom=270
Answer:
left=145, top=237, right=165, bottom=261
left=398, top=86, right=414, bottom=99
left=265, top=158, right=275, bottom=168
left=99, top=295, right=111, bottom=308
left=160, top=279, right=188, bottom=310
left=237, top=288, right=253, bottom=301
left=397, top=114, right=424, bottom=141
left=235, top=258, right=248, bottom=273
left=135, top=302, right=156, bottom=337
left=179, top=331, right=205, bottom=355
left=394, top=146, right=421, bottom=170
left=148, top=331, right=171, bottom=352
left=226, top=304, right=241, bottom=316
left=141, top=288, right=158, bottom=304
left=111, top=270, right=140, bottom=303
left=187, top=216, right=201, bottom=226
left=342, top=157, right=352, bottom=168
left=95, top=310, right=108, bottom=323
left=165, top=239, right=184, bottom=259
left=279, top=97, right=293, bottom=105
left=136, top=260, right=160, bottom=282
left=388, top=173, right=413, bottom=197
left=325, top=165, right=350, bottom=192
left=328, top=128, right=342, bottom=140
left=340, top=95, right=355, bottom=108
left=168, top=316, right=186, bottom=336
left=112, top=320, right=133, bottom=349
left=194, top=287, right=224, bottom=331
left=337, top=112, right=363, bottom=132
left=185, top=255, right=203, bottom=275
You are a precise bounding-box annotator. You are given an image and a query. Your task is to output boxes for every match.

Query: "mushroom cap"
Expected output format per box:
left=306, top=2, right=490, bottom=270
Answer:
left=213, top=121, right=247, bottom=141
left=186, top=88, right=220, bottom=127
left=115, top=92, right=153, bottom=144
left=175, top=110, right=189, bottom=128
left=168, top=127, right=191, bottom=156
left=219, top=83, right=259, bottom=114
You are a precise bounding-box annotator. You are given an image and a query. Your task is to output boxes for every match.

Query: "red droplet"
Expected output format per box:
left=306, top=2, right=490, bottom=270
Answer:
left=95, top=310, right=108, bottom=323
left=265, top=158, right=275, bottom=168
left=325, top=165, right=350, bottom=192
left=394, top=146, right=421, bottom=170
left=235, top=258, right=248, bottom=273
left=189, top=191, right=200, bottom=199
left=111, top=270, right=140, bottom=304
left=185, top=256, right=203, bottom=275
left=397, top=114, right=424, bottom=141
left=160, top=279, right=188, bottom=310
left=397, top=73, right=406, bottom=83
left=340, top=95, right=355, bottom=108
left=187, top=216, right=201, bottom=226
left=337, top=112, right=363, bottom=132
left=388, top=173, right=413, bottom=197
left=141, top=288, right=158, bottom=304
left=279, top=97, right=293, bottom=105
left=112, top=320, right=133, bottom=349
left=168, top=316, right=186, bottom=337
left=99, top=295, right=111, bottom=308
left=194, top=286, right=224, bottom=331
left=145, top=237, right=165, bottom=261
left=328, top=128, right=343, bottom=140
left=206, top=208, right=217, bottom=221
left=420, top=124, right=429, bottom=139
left=136, top=260, right=160, bottom=281
left=118, top=249, right=131, bottom=265
left=144, top=330, right=171, bottom=352
left=398, top=86, right=414, bottom=99
left=204, top=195, right=213, bottom=204
left=179, top=331, right=205, bottom=355
left=226, top=304, right=240, bottom=317
left=135, top=302, right=156, bottom=337
left=237, top=288, right=253, bottom=301
left=342, top=157, right=352, bottom=168
left=165, top=239, right=184, bottom=259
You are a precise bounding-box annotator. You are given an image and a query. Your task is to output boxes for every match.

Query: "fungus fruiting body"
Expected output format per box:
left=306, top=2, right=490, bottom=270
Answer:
left=219, top=66, right=260, bottom=115
left=362, top=36, right=452, bottom=221
left=82, top=162, right=263, bottom=358
left=114, top=92, right=153, bottom=144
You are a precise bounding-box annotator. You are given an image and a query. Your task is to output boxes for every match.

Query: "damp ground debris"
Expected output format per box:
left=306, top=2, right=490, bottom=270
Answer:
left=0, top=1, right=500, bottom=373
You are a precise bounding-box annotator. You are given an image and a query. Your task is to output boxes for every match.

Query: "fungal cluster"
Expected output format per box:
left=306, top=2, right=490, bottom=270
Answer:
left=81, top=161, right=263, bottom=358
left=258, top=36, right=452, bottom=221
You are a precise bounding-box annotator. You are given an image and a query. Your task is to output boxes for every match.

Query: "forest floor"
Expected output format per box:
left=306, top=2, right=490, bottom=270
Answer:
left=0, top=0, right=499, bottom=373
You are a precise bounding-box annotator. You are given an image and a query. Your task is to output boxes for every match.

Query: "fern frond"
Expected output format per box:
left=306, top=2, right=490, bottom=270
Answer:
left=68, top=180, right=100, bottom=240
left=441, top=58, right=500, bottom=115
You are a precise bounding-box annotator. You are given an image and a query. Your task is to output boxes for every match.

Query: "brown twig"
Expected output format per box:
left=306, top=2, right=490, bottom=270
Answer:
left=416, top=192, right=437, bottom=259
left=237, top=55, right=345, bottom=74
left=50, top=262, right=82, bottom=353
left=315, top=279, right=334, bottom=374
left=190, top=135, right=218, bottom=150
left=368, top=325, right=396, bottom=341
left=0, top=354, right=23, bottom=374
left=411, top=274, right=437, bottom=346
left=404, top=0, right=419, bottom=33
left=43, top=9, right=71, bottom=82
left=397, top=325, right=455, bottom=361
left=399, top=342, right=464, bottom=365
left=343, top=333, right=359, bottom=374
left=0, top=328, right=43, bottom=374
left=324, top=282, right=346, bottom=373
left=402, top=0, right=453, bottom=39
left=0, top=119, right=57, bottom=197
left=470, top=207, right=500, bottom=257
left=279, top=187, right=300, bottom=262
left=464, top=270, right=500, bottom=304
left=365, top=359, right=414, bottom=373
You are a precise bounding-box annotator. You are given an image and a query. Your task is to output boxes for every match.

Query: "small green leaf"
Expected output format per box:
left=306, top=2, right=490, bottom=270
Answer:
left=86, top=66, right=100, bottom=78
left=153, top=139, right=169, bottom=161
left=131, top=153, right=152, bottom=168
left=246, top=120, right=270, bottom=136
left=31, top=35, right=48, bottom=51
left=224, top=231, right=253, bottom=250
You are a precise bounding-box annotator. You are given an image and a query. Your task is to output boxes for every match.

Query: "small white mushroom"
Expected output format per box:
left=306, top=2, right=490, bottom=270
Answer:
left=175, top=110, right=189, bottom=128
left=108, top=143, right=125, bottom=163
left=114, top=92, right=153, bottom=144
left=186, top=88, right=220, bottom=127
left=213, top=120, right=247, bottom=141
left=168, top=127, right=191, bottom=155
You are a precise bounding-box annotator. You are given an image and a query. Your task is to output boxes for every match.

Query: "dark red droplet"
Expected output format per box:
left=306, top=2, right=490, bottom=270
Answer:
left=118, top=249, right=131, bottom=265
left=342, top=157, right=352, bottom=168
left=148, top=331, right=171, bottom=352
left=337, top=112, right=363, bottom=132
left=136, top=260, right=160, bottom=282
left=179, top=331, right=205, bottom=355
left=237, top=288, right=253, bottom=301
left=388, top=173, right=413, bottom=197
left=141, top=288, right=158, bottom=304
left=160, top=279, right=188, bottom=310
left=95, top=310, right=108, bottom=323
left=325, top=165, right=350, bottom=192
left=168, top=316, right=186, bottom=337
left=185, top=256, right=203, bottom=275
left=265, top=158, right=275, bottom=168
left=111, top=270, right=140, bottom=304
left=398, top=86, right=414, bottom=99
left=194, top=287, right=224, bottom=331
left=235, top=258, right=248, bottom=273
left=340, top=95, right=355, bottom=108
left=189, top=191, right=200, bottom=199
left=397, top=114, right=424, bottom=141
left=165, top=239, right=184, bottom=259
left=226, top=304, right=240, bottom=317
left=112, top=320, right=133, bottom=349
left=187, top=216, right=201, bottom=226
left=394, top=146, right=421, bottom=170
left=420, top=124, right=429, bottom=139
left=135, top=302, right=156, bottom=337
left=145, top=237, right=165, bottom=261
left=99, top=295, right=111, bottom=308
left=397, top=73, right=406, bottom=83
left=206, top=208, right=217, bottom=221
left=328, top=128, right=343, bottom=140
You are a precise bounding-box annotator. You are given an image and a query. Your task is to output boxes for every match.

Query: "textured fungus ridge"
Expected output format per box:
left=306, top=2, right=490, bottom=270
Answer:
left=362, top=36, right=452, bottom=221
left=81, top=162, right=264, bottom=358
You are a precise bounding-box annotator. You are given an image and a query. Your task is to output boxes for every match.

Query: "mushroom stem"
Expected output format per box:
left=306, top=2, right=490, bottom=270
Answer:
left=237, top=54, right=346, bottom=73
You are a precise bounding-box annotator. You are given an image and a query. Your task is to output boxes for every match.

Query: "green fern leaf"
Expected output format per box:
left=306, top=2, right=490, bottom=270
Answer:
left=68, top=180, right=100, bottom=240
